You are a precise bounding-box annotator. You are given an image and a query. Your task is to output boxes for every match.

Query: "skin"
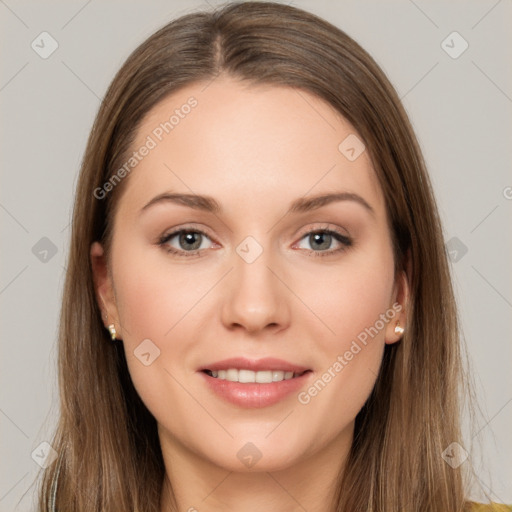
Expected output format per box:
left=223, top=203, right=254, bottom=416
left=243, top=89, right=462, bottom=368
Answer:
left=91, top=76, right=409, bottom=512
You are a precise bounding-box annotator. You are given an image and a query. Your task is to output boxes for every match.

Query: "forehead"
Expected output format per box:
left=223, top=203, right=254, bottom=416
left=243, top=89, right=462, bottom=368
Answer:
left=117, top=77, right=385, bottom=219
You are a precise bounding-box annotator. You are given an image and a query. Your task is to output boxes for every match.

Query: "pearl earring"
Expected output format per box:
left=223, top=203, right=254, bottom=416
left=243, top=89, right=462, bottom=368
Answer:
left=394, top=321, right=404, bottom=336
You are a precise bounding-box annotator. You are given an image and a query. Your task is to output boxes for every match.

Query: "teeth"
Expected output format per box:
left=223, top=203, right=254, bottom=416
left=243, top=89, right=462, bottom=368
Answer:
left=272, top=371, right=284, bottom=382
left=238, top=369, right=255, bottom=383
left=207, top=369, right=299, bottom=383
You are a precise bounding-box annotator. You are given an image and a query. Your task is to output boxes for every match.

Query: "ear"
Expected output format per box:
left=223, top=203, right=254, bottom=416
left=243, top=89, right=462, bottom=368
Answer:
left=385, top=248, right=411, bottom=345
left=90, top=241, right=120, bottom=334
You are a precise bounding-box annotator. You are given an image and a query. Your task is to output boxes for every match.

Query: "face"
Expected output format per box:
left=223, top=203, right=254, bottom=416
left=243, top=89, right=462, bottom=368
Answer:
left=91, top=77, right=408, bottom=473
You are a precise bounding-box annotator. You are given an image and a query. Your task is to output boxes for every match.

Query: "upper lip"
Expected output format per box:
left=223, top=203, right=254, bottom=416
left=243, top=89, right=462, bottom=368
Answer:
left=198, top=357, right=311, bottom=373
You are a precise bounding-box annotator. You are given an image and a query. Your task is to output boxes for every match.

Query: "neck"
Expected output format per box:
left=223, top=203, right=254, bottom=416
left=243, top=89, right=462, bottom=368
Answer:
left=159, top=424, right=353, bottom=512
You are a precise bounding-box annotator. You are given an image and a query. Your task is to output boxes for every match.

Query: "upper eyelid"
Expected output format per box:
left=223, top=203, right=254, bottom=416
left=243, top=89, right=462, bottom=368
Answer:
left=160, top=221, right=212, bottom=235
left=295, top=223, right=350, bottom=239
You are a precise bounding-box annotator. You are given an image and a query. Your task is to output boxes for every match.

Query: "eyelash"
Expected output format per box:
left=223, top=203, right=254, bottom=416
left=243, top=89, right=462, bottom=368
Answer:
left=158, top=224, right=352, bottom=259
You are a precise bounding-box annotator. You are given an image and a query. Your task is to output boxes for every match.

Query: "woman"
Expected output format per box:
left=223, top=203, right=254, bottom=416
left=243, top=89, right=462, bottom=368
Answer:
left=37, top=2, right=510, bottom=511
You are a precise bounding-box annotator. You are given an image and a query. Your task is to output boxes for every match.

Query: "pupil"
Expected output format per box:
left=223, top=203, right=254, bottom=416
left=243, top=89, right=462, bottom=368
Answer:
left=180, top=232, right=201, bottom=250
left=311, top=232, right=331, bottom=251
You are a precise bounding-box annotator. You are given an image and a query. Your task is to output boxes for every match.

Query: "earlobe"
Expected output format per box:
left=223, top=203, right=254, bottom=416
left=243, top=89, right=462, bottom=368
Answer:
left=90, top=241, right=119, bottom=331
left=385, top=252, right=412, bottom=344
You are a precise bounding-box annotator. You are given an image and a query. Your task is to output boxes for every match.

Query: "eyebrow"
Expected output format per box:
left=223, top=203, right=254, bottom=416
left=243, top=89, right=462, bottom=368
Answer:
left=140, top=191, right=375, bottom=217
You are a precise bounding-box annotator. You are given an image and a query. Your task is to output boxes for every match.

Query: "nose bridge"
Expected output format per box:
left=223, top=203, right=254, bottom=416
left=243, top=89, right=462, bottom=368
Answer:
left=220, top=235, right=289, bottom=333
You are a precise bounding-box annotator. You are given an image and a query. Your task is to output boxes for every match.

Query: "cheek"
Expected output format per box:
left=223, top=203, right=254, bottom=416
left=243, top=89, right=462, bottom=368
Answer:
left=109, top=244, right=203, bottom=415
left=112, top=243, right=207, bottom=341
left=292, top=241, right=395, bottom=423
left=294, top=241, right=395, bottom=349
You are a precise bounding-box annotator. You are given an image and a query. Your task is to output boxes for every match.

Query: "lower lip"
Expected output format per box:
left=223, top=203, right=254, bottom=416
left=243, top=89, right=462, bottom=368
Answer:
left=199, top=371, right=313, bottom=408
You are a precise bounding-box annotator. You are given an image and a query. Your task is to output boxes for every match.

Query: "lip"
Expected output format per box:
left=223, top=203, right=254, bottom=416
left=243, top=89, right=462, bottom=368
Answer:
left=197, top=357, right=313, bottom=409
left=198, top=357, right=311, bottom=373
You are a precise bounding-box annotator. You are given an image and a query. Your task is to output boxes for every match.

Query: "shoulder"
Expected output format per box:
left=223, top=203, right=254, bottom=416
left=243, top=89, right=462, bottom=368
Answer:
left=466, top=503, right=512, bottom=512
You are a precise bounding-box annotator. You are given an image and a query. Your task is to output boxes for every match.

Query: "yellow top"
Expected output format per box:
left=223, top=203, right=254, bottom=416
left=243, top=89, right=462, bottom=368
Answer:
left=469, top=504, right=512, bottom=511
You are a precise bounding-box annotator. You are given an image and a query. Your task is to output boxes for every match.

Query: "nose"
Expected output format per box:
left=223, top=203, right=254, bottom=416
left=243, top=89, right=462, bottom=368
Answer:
left=220, top=248, right=291, bottom=335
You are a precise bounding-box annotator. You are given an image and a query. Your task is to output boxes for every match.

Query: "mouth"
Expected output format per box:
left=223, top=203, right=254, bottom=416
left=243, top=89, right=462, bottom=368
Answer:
left=197, top=357, right=313, bottom=408
left=201, top=368, right=312, bottom=383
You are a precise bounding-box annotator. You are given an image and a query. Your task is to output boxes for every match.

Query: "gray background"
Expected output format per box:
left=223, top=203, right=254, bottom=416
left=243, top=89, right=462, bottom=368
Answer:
left=1, top=0, right=511, bottom=509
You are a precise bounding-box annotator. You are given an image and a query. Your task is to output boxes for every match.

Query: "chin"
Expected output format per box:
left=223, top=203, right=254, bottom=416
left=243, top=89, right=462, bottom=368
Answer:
left=212, top=451, right=300, bottom=473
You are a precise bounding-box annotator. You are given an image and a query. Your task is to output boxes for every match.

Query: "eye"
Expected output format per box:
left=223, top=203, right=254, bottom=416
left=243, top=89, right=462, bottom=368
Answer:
left=159, top=228, right=214, bottom=256
left=158, top=225, right=352, bottom=258
left=295, top=227, right=352, bottom=257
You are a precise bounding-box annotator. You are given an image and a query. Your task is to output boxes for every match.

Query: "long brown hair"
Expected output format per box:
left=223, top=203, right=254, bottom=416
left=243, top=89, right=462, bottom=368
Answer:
left=39, top=2, right=474, bottom=510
